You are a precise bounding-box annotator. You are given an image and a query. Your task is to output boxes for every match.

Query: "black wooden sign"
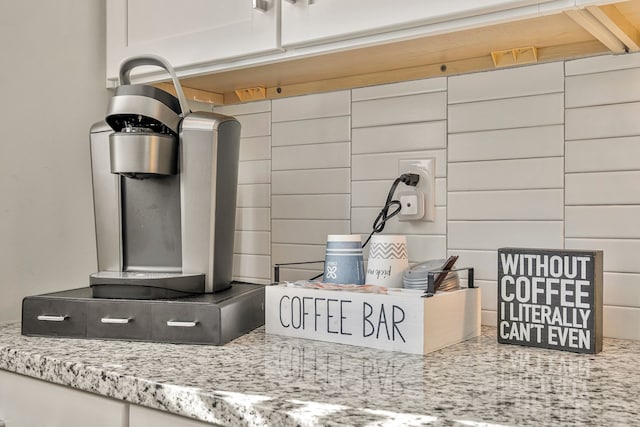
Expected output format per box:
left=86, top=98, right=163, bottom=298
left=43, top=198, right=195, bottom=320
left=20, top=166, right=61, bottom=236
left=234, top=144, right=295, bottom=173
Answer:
left=497, top=248, right=603, bottom=354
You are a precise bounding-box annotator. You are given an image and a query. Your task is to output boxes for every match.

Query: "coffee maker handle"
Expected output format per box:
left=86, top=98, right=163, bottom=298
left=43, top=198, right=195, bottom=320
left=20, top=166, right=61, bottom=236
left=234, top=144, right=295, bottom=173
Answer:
left=118, top=55, right=191, bottom=117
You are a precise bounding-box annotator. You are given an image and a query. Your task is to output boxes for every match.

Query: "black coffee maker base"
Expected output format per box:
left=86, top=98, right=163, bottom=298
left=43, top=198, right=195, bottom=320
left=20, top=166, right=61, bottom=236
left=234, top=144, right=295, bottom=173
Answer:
left=21, top=282, right=265, bottom=346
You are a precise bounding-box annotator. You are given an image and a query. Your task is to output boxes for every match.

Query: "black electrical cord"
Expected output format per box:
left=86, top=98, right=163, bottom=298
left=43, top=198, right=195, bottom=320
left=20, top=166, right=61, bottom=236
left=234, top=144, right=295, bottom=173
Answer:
left=362, top=178, right=402, bottom=247
left=304, top=172, right=420, bottom=282
left=362, top=172, right=420, bottom=248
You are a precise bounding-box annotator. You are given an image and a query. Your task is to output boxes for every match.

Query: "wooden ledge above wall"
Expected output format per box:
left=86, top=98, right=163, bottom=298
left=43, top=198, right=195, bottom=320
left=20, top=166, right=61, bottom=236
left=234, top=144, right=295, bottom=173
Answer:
left=153, top=82, right=224, bottom=105
left=160, top=1, right=640, bottom=105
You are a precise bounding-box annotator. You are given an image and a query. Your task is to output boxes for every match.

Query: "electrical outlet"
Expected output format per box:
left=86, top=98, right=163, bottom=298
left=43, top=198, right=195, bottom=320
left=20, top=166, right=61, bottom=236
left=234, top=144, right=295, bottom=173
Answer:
left=397, top=158, right=435, bottom=222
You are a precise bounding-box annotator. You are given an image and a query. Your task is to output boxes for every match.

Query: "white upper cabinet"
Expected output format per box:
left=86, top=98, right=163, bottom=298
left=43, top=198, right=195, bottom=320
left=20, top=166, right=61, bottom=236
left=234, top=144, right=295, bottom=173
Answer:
left=281, top=0, right=570, bottom=47
left=106, top=0, right=614, bottom=87
left=107, top=0, right=280, bottom=84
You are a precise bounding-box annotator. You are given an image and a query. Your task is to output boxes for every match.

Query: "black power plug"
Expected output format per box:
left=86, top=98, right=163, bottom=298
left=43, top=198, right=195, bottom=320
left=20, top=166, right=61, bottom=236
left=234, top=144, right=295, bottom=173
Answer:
left=362, top=172, right=421, bottom=247
left=399, top=173, right=420, bottom=187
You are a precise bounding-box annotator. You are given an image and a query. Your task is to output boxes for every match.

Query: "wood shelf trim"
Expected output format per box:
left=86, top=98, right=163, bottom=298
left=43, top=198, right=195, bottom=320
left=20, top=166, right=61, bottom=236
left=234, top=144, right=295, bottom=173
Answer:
left=587, top=4, right=640, bottom=52
left=221, top=40, right=608, bottom=104
left=155, top=82, right=224, bottom=105
left=565, top=8, right=627, bottom=53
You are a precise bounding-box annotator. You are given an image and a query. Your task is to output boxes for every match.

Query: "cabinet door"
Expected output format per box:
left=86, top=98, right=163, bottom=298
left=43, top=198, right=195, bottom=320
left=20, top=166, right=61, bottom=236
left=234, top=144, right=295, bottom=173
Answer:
left=0, top=370, right=127, bottom=427
left=107, top=0, right=280, bottom=83
left=130, top=405, right=214, bottom=427
left=282, top=0, right=561, bottom=47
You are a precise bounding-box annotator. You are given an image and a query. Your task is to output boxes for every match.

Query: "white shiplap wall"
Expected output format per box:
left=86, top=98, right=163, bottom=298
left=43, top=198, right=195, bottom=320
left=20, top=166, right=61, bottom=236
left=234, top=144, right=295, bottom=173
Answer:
left=351, top=79, right=448, bottom=263
left=565, top=54, right=640, bottom=340
left=215, top=52, right=640, bottom=341
left=271, top=91, right=352, bottom=281
left=447, top=62, right=566, bottom=326
left=215, top=101, right=272, bottom=284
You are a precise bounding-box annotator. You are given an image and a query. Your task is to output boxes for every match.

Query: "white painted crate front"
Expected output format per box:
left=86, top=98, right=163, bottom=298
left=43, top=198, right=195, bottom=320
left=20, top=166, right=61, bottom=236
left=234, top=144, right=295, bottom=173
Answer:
left=265, top=285, right=481, bottom=355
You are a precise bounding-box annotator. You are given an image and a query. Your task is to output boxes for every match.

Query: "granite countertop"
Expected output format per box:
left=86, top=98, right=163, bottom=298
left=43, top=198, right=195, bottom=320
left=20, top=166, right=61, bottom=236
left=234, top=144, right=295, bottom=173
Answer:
left=0, top=322, right=638, bottom=426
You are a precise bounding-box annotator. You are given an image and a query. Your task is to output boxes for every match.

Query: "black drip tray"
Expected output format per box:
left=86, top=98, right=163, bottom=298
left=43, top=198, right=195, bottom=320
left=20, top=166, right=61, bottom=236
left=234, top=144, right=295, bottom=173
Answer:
left=21, top=282, right=266, bottom=345
left=89, top=271, right=206, bottom=299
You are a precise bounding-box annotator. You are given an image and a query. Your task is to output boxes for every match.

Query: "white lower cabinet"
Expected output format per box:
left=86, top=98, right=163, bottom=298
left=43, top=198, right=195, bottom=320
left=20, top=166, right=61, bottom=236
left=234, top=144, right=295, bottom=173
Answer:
left=0, top=370, right=215, bottom=427
left=0, top=370, right=127, bottom=427
left=129, top=405, right=216, bottom=427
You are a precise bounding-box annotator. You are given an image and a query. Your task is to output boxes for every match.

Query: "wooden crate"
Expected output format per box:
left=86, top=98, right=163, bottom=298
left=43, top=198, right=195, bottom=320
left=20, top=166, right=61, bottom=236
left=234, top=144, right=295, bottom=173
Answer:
left=265, top=285, right=481, bottom=355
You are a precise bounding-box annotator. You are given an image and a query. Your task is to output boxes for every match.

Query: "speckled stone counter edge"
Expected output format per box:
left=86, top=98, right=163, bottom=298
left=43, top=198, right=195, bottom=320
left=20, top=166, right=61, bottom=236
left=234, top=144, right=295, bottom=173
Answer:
left=0, top=342, right=288, bottom=425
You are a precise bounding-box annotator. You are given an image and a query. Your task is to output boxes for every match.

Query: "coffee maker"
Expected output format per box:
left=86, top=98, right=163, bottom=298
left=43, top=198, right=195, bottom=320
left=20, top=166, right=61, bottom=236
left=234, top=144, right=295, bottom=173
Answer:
left=21, top=56, right=264, bottom=345
left=89, top=55, right=239, bottom=299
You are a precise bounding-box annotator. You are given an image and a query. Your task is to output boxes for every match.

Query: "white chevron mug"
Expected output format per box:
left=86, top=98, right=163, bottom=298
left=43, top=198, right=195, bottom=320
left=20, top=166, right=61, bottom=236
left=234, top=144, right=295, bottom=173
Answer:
left=365, top=235, right=409, bottom=288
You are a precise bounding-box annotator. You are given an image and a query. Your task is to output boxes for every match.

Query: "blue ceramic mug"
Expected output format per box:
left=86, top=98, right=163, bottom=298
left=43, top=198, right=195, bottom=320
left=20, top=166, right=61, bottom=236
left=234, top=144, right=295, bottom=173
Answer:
left=323, top=235, right=365, bottom=285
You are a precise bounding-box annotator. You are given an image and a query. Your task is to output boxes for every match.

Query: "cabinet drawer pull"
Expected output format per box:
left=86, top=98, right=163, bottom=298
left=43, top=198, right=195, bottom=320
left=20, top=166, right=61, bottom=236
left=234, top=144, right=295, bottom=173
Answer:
left=37, top=315, right=68, bottom=322
left=166, top=320, right=198, bottom=328
left=101, top=317, right=131, bottom=324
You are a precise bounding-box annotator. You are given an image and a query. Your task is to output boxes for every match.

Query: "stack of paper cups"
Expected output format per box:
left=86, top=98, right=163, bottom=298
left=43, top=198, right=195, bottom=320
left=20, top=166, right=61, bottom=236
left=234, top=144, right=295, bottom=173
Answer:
left=323, top=235, right=365, bottom=285
left=366, top=235, right=409, bottom=288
